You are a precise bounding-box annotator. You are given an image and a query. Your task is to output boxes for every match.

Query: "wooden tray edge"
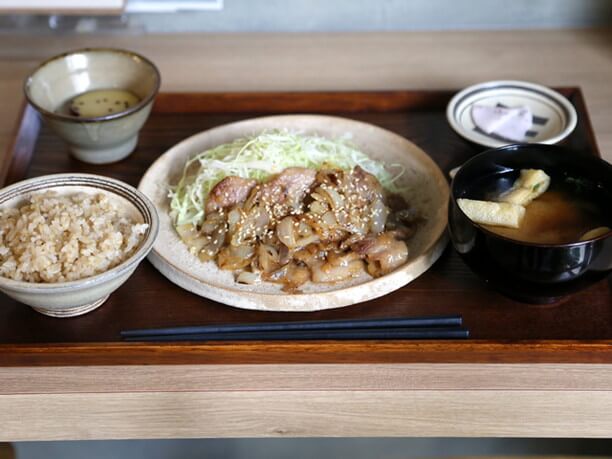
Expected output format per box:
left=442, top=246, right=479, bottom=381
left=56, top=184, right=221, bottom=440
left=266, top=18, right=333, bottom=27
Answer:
left=2, top=340, right=612, bottom=366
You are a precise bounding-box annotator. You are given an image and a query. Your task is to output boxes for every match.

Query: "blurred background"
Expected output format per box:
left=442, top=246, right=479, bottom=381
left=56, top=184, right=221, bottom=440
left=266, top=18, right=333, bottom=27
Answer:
left=1, top=0, right=612, bottom=33
left=2, top=0, right=612, bottom=458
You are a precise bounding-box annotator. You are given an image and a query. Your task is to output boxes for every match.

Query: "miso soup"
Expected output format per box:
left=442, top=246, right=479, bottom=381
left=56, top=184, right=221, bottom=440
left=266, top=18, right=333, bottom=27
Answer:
left=472, top=173, right=611, bottom=245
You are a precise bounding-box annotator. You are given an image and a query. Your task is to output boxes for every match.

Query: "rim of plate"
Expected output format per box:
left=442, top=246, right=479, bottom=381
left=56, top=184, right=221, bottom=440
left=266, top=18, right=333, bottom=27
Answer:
left=446, top=80, right=578, bottom=148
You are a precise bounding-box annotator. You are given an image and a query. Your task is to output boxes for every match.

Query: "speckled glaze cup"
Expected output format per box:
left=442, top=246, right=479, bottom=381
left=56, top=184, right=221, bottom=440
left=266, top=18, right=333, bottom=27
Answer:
left=24, top=48, right=161, bottom=164
left=0, top=174, right=159, bottom=317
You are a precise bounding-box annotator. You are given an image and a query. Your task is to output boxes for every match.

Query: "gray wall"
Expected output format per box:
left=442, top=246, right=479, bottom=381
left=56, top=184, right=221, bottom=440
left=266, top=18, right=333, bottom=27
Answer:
left=2, top=0, right=612, bottom=34
left=129, top=0, right=612, bottom=32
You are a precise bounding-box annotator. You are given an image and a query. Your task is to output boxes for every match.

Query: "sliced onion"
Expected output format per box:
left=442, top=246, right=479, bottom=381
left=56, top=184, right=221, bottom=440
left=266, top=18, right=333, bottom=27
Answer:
left=327, top=250, right=361, bottom=267
left=176, top=224, right=198, bottom=241
left=227, top=208, right=242, bottom=233
left=311, top=259, right=365, bottom=283
left=258, top=243, right=280, bottom=273
left=201, top=220, right=220, bottom=235
left=309, top=200, right=328, bottom=215
left=230, top=206, right=269, bottom=246
left=278, top=244, right=291, bottom=265
left=297, top=221, right=312, bottom=237
left=264, top=263, right=289, bottom=282
left=295, top=234, right=320, bottom=248
left=286, top=264, right=310, bottom=288
left=185, top=235, right=208, bottom=253
left=339, top=233, right=365, bottom=250
left=197, top=224, right=227, bottom=261
left=277, top=216, right=297, bottom=248
left=293, top=245, right=323, bottom=267
left=310, top=192, right=325, bottom=203
left=217, top=244, right=255, bottom=270
left=322, top=211, right=337, bottom=228
left=198, top=247, right=216, bottom=262
left=320, top=186, right=344, bottom=210
left=236, top=271, right=261, bottom=285
left=370, top=198, right=389, bottom=234
left=346, top=215, right=367, bottom=236
left=263, top=262, right=310, bottom=290
left=253, top=207, right=270, bottom=232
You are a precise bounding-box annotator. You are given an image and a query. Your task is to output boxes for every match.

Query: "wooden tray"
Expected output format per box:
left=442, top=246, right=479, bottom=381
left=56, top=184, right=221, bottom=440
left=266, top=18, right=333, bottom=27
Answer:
left=1, top=89, right=611, bottom=366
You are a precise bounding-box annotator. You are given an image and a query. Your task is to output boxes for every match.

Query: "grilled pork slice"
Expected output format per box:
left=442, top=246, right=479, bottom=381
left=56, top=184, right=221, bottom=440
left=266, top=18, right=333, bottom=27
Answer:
left=205, top=176, right=257, bottom=213
left=253, top=167, right=317, bottom=213
left=351, top=232, right=409, bottom=276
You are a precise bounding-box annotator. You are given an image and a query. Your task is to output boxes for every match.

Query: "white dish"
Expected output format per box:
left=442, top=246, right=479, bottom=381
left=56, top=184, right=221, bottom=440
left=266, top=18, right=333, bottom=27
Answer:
left=138, top=115, right=449, bottom=312
left=446, top=80, right=577, bottom=148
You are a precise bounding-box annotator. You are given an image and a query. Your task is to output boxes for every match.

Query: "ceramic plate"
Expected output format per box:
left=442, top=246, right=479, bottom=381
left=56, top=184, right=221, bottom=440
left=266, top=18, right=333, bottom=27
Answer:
left=138, top=115, right=449, bottom=312
left=446, top=80, right=577, bottom=148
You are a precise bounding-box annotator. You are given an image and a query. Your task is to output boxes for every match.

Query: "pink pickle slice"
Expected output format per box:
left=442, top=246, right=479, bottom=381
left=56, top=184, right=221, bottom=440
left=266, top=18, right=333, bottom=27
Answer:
left=471, top=104, right=533, bottom=142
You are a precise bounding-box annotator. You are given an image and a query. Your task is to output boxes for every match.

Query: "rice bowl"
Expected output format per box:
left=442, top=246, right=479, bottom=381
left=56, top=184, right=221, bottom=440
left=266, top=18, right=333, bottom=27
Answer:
left=0, top=174, right=159, bottom=317
left=0, top=192, right=148, bottom=283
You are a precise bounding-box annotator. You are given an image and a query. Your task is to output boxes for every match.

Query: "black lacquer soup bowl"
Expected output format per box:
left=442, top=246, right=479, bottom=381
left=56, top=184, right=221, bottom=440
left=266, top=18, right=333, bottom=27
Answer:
left=448, top=144, right=612, bottom=303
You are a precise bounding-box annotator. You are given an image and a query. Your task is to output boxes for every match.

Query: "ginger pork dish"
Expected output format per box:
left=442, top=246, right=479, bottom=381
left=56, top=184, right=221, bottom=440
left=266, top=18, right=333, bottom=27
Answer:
left=169, top=132, right=423, bottom=292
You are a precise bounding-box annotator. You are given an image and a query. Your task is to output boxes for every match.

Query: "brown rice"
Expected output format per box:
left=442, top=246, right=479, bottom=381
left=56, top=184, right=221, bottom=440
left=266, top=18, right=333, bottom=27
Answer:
left=0, top=192, right=148, bottom=283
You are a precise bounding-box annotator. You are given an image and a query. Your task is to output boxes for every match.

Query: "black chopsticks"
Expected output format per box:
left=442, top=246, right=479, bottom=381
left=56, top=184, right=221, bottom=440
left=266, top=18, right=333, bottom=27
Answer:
left=123, top=327, right=468, bottom=342
left=121, top=315, right=468, bottom=342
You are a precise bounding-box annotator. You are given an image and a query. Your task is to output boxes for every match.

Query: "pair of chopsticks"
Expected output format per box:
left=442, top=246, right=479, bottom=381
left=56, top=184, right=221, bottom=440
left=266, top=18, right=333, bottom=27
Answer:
left=120, top=315, right=469, bottom=342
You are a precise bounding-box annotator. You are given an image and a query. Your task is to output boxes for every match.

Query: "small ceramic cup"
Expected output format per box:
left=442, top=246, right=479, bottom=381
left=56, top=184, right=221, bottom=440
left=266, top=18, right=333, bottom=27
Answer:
left=24, top=48, right=161, bottom=164
left=0, top=174, right=159, bottom=317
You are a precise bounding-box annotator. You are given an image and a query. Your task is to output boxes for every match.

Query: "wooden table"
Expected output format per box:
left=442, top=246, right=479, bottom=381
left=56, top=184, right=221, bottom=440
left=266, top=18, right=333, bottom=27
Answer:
left=0, top=30, right=611, bottom=441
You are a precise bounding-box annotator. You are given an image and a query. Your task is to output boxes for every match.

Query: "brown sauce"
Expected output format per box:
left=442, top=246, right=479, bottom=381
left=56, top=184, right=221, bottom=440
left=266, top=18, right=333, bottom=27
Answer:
left=483, top=190, right=607, bottom=244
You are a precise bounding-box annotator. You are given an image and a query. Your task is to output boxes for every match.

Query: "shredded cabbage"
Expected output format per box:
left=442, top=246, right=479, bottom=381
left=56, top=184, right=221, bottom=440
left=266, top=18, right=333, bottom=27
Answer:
left=169, top=131, right=405, bottom=227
